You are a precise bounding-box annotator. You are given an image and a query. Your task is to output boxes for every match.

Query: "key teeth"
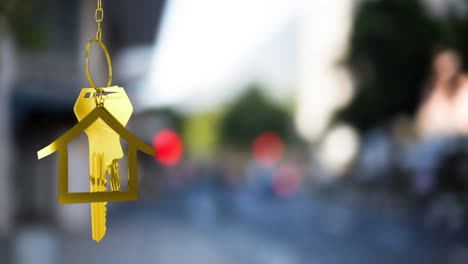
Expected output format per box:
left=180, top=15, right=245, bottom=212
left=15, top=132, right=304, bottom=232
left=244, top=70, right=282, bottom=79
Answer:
left=109, top=159, right=121, bottom=191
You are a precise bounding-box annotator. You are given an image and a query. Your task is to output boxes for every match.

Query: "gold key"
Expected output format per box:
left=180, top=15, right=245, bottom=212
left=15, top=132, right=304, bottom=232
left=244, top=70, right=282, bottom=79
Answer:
left=74, top=86, right=133, bottom=242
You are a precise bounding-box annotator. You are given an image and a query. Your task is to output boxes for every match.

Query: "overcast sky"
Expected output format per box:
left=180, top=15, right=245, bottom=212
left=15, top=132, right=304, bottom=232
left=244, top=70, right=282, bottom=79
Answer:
left=138, top=0, right=303, bottom=112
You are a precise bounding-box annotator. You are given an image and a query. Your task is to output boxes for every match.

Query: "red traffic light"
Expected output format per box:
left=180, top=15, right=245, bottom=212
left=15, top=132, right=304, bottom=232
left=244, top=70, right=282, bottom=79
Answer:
left=152, top=129, right=183, bottom=166
left=252, top=132, right=284, bottom=167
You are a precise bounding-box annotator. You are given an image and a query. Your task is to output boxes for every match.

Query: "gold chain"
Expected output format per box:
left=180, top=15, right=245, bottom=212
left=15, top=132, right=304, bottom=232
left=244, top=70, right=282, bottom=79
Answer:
left=85, top=0, right=112, bottom=96
left=95, top=0, right=104, bottom=41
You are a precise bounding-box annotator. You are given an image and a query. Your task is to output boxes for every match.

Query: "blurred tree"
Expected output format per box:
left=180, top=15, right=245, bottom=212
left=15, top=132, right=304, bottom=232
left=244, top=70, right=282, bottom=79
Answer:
left=183, top=111, right=222, bottom=161
left=336, top=0, right=439, bottom=132
left=0, top=0, right=14, bottom=16
left=0, top=0, right=46, bottom=49
left=220, top=85, right=291, bottom=148
left=147, top=107, right=184, bottom=132
left=436, top=10, right=468, bottom=71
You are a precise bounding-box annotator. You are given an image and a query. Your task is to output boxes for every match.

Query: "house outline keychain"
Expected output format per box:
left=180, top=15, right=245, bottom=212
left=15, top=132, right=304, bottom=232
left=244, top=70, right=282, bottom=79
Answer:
left=37, top=0, right=155, bottom=242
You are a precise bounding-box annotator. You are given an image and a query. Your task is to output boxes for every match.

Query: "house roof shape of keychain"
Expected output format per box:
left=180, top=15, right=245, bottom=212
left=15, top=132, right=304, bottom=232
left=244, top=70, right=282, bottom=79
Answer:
left=37, top=104, right=154, bottom=204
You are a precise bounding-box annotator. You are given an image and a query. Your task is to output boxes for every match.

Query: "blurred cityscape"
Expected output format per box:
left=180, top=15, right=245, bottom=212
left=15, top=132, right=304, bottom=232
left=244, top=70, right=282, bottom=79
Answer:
left=2, top=0, right=468, bottom=263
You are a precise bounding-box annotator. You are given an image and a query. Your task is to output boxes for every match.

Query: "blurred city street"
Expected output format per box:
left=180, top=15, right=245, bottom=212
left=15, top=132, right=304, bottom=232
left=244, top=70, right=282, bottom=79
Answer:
left=12, top=189, right=464, bottom=264
left=3, top=0, right=468, bottom=263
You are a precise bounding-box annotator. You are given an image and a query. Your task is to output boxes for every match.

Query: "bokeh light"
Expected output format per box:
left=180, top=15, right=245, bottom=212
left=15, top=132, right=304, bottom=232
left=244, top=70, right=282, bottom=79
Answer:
left=319, top=124, right=359, bottom=176
left=252, top=132, right=284, bottom=167
left=272, top=164, right=302, bottom=197
left=152, top=129, right=184, bottom=166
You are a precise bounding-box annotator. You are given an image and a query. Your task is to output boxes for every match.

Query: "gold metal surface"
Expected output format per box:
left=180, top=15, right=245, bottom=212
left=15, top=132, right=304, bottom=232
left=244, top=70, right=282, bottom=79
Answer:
left=109, top=159, right=120, bottom=191
left=36, top=0, right=156, bottom=242
left=85, top=39, right=113, bottom=91
left=37, top=92, right=155, bottom=204
left=74, top=86, right=133, bottom=161
left=95, top=0, right=104, bottom=42
left=37, top=95, right=155, bottom=241
left=90, top=153, right=107, bottom=242
left=74, top=86, right=133, bottom=242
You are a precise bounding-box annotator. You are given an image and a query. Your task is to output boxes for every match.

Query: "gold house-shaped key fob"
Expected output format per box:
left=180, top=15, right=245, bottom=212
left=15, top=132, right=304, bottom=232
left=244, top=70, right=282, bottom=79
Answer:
left=37, top=1, right=155, bottom=242
left=37, top=35, right=155, bottom=205
left=37, top=84, right=155, bottom=243
left=37, top=86, right=155, bottom=204
left=37, top=85, right=154, bottom=242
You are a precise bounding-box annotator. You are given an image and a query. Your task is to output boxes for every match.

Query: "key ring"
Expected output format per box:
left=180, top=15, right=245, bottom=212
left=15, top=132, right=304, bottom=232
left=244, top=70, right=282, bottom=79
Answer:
left=85, top=38, right=113, bottom=93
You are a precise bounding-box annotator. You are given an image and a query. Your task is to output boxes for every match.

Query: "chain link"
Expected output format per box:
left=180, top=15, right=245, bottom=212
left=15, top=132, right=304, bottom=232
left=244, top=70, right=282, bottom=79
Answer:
left=95, top=0, right=104, bottom=42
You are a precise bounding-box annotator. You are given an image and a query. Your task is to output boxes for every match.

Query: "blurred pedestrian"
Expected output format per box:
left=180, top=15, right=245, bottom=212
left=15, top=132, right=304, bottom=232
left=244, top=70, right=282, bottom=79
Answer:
left=417, top=49, right=461, bottom=137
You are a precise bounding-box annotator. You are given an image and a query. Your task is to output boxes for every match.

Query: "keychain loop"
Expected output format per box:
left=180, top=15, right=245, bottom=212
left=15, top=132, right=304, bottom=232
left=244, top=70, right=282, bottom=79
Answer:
left=85, top=38, right=113, bottom=92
